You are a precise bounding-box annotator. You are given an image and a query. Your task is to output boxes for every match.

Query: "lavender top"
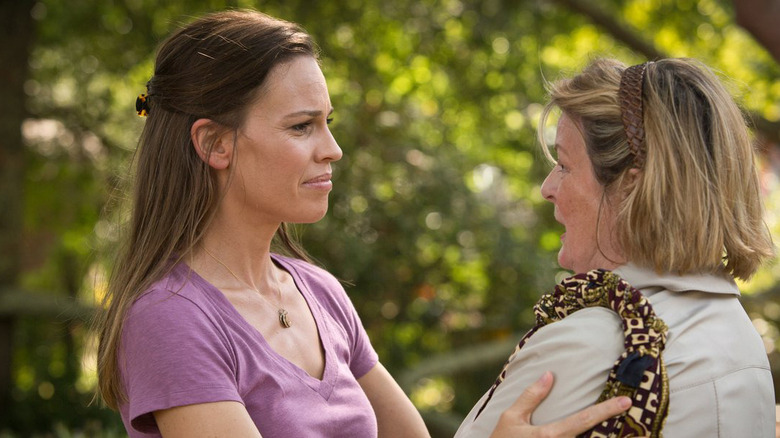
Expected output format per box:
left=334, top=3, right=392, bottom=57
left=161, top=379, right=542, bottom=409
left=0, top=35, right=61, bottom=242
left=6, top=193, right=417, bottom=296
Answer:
left=118, top=254, right=379, bottom=437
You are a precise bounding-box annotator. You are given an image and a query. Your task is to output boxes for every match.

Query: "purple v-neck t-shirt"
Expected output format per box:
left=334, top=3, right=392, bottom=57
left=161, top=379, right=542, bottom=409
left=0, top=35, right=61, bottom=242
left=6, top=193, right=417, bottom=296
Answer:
left=118, top=254, right=379, bottom=437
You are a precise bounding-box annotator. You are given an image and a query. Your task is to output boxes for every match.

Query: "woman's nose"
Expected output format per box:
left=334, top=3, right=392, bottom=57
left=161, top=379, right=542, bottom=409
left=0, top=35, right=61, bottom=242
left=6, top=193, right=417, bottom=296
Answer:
left=540, top=170, right=556, bottom=202
left=318, top=128, right=343, bottom=162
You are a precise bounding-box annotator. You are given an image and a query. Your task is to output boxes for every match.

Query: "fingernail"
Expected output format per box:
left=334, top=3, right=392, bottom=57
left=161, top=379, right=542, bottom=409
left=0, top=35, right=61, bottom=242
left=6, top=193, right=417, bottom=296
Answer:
left=617, top=397, right=632, bottom=409
left=537, top=371, right=552, bottom=384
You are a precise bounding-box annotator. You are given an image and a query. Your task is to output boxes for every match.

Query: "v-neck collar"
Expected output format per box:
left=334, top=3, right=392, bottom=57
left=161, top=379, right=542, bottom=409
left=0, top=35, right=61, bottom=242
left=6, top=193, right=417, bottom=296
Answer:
left=183, top=255, right=337, bottom=400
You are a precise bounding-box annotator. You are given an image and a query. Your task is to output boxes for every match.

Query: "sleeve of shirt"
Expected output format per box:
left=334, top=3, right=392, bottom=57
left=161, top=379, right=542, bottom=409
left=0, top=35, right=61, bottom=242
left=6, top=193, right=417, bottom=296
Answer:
left=457, top=307, right=624, bottom=438
left=119, top=288, right=242, bottom=434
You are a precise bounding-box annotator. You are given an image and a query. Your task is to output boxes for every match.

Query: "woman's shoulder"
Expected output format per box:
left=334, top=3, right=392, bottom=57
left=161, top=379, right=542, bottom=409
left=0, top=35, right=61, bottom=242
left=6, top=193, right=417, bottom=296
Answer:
left=127, top=263, right=221, bottom=322
left=272, top=254, right=345, bottom=293
left=272, top=253, right=359, bottom=320
left=478, top=307, right=625, bottom=427
left=121, top=264, right=234, bottom=360
left=532, top=307, right=624, bottom=350
left=272, top=253, right=333, bottom=278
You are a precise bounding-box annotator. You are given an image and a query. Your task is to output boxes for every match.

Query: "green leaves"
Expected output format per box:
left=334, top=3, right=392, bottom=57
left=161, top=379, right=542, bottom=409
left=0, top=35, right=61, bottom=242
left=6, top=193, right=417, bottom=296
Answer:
left=7, top=0, right=780, bottom=435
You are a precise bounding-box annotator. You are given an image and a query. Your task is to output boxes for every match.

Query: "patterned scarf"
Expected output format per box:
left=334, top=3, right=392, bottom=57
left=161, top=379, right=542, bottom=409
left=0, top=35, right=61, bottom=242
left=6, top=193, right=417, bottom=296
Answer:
left=474, top=269, right=669, bottom=437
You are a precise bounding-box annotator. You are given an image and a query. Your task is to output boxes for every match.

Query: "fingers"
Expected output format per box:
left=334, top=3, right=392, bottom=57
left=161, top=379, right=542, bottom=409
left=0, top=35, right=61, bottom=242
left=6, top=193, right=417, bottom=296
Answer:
left=490, top=372, right=633, bottom=438
left=502, top=371, right=554, bottom=424
left=545, top=395, right=632, bottom=437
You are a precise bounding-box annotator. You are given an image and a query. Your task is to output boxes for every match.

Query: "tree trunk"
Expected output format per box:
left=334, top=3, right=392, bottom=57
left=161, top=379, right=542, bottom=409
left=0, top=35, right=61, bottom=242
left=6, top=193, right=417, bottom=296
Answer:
left=733, top=0, right=780, bottom=64
left=546, top=0, right=780, bottom=144
left=548, top=0, right=665, bottom=60
left=0, top=0, right=35, bottom=415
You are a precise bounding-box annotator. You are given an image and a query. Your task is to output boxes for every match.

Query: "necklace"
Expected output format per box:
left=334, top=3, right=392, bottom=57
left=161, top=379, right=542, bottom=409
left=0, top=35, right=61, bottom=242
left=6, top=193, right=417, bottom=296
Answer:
left=203, top=247, right=292, bottom=329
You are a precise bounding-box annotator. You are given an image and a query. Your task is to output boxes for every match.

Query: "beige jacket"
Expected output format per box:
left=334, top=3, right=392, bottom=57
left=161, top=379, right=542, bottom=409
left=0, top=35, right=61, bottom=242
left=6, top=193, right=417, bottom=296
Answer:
left=455, top=264, right=775, bottom=437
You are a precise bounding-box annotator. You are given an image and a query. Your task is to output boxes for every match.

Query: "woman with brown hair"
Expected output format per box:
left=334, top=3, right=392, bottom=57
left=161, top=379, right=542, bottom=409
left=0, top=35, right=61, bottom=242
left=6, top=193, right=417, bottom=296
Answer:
left=95, top=9, right=630, bottom=438
left=456, top=58, right=775, bottom=437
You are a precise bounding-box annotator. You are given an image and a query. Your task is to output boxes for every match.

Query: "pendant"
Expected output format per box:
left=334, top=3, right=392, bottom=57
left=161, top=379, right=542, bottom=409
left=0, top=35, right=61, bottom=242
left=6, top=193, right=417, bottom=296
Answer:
left=278, top=308, right=292, bottom=328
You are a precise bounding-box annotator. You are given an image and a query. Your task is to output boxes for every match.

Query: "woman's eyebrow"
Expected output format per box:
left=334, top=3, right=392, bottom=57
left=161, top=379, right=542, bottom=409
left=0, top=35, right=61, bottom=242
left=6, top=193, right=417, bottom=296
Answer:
left=282, top=108, right=334, bottom=120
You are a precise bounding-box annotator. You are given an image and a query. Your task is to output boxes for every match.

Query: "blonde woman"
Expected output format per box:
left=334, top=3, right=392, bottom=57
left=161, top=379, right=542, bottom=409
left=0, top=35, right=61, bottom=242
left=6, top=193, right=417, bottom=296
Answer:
left=457, top=58, right=775, bottom=437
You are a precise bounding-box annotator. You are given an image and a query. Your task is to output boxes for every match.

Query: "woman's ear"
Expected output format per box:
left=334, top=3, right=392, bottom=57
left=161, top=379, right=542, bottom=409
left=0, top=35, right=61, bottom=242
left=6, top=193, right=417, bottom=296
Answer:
left=191, top=118, right=233, bottom=170
left=627, top=167, right=641, bottom=183
left=620, top=167, right=642, bottom=195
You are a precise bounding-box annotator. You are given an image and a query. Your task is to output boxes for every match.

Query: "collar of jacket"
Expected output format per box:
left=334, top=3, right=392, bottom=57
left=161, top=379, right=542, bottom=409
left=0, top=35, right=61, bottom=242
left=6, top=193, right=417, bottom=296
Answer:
left=613, top=263, right=739, bottom=296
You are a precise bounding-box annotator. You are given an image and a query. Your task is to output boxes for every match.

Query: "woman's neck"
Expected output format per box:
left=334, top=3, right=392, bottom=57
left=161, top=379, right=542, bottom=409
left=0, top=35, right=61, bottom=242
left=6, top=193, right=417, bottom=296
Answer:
left=189, top=212, right=280, bottom=292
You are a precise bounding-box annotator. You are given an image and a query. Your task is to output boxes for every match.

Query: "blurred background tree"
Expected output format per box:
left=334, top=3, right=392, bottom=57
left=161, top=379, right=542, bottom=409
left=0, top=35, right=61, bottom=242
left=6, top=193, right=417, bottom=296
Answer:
left=0, top=0, right=778, bottom=436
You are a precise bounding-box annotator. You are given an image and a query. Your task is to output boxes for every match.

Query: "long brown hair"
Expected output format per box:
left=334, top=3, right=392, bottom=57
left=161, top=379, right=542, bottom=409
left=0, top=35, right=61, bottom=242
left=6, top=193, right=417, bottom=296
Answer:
left=539, top=58, right=774, bottom=279
left=96, top=9, right=317, bottom=409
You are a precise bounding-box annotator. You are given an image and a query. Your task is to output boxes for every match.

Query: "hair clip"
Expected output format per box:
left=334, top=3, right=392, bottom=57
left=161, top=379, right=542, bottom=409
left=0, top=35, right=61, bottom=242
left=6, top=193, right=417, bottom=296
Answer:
left=136, top=94, right=150, bottom=117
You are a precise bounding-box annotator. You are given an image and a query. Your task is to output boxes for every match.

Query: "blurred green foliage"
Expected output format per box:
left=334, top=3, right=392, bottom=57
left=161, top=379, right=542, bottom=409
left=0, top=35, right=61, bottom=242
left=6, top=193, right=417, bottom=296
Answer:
left=3, top=0, right=779, bottom=436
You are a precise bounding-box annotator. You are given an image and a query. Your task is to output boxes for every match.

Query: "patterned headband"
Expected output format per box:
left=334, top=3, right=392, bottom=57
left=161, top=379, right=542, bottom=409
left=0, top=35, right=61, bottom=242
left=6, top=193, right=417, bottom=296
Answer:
left=618, top=62, right=652, bottom=169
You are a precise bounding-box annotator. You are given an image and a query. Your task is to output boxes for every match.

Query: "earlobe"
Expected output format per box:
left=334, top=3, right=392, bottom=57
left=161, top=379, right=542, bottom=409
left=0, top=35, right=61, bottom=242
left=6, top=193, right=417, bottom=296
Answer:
left=191, top=118, right=232, bottom=170
left=621, top=167, right=642, bottom=194
left=627, top=167, right=641, bottom=182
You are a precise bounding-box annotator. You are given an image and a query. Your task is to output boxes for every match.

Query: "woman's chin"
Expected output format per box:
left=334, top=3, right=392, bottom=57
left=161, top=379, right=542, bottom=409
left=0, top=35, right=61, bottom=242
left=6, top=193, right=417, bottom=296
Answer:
left=289, top=207, right=329, bottom=224
left=557, top=251, right=572, bottom=272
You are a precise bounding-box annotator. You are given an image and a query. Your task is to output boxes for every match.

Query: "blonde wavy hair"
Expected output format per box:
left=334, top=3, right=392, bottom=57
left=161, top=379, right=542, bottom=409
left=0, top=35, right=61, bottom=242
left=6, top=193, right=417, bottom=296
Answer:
left=538, top=58, right=774, bottom=280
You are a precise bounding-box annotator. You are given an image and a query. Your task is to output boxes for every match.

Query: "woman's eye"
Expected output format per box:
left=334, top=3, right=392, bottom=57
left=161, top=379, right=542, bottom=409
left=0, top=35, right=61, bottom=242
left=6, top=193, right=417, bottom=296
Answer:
left=557, top=163, right=567, bottom=172
left=291, top=116, right=332, bottom=133
left=292, top=122, right=312, bottom=133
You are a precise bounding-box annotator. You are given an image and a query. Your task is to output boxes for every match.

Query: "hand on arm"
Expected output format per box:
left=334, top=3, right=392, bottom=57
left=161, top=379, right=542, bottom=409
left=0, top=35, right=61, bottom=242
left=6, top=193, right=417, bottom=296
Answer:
left=154, top=400, right=263, bottom=438
left=358, top=362, right=431, bottom=438
left=489, top=372, right=632, bottom=438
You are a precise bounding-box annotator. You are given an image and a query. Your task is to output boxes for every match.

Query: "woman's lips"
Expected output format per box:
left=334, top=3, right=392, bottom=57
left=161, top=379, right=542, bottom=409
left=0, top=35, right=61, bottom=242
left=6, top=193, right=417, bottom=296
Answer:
left=302, top=173, right=333, bottom=190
